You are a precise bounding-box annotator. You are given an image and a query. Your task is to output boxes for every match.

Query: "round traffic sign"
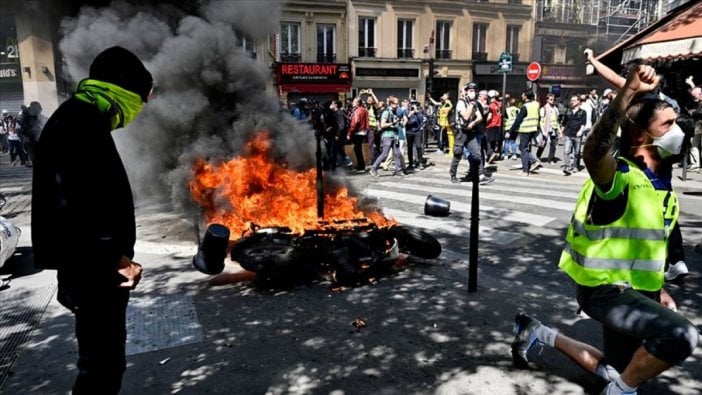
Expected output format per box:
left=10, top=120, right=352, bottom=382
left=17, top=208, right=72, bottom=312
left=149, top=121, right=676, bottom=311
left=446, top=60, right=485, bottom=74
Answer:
left=526, top=62, right=541, bottom=81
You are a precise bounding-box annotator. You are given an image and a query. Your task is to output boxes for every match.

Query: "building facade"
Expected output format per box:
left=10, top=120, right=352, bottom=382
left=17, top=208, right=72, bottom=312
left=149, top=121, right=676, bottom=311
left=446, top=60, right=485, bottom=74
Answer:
left=273, top=0, right=536, bottom=106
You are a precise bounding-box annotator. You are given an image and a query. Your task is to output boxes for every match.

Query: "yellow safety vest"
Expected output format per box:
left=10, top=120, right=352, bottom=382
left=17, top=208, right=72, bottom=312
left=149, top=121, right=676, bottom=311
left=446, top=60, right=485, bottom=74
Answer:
left=368, top=107, right=378, bottom=128
left=541, top=105, right=559, bottom=133
left=438, top=101, right=452, bottom=128
left=504, top=105, right=519, bottom=131
left=559, top=157, right=679, bottom=291
left=519, top=101, right=539, bottom=133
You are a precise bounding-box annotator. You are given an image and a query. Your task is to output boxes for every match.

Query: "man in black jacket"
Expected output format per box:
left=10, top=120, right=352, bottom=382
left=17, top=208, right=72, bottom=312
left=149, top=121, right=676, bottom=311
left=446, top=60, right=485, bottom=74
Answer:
left=32, top=46, right=152, bottom=394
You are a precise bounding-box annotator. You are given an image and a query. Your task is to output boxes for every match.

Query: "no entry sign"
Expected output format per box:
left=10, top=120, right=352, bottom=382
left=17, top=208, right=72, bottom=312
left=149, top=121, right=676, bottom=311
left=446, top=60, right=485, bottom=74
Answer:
left=526, top=62, right=541, bottom=81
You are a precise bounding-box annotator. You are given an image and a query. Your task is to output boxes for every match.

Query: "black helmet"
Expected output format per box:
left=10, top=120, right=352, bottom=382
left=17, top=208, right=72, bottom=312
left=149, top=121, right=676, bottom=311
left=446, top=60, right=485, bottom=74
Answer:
left=464, top=82, right=478, bottom=91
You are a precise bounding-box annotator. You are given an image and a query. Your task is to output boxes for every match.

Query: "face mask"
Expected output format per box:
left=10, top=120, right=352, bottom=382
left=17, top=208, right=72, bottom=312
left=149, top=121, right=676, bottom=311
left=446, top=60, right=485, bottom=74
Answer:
left=642, top=123, right=685, bottom=159
left=467, top=91, right=476, bottom=101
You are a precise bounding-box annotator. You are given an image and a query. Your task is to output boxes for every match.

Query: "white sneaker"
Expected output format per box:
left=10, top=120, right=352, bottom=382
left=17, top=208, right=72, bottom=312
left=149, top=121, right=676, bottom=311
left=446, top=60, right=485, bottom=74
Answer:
left=665, top=261, right=690, bottom=282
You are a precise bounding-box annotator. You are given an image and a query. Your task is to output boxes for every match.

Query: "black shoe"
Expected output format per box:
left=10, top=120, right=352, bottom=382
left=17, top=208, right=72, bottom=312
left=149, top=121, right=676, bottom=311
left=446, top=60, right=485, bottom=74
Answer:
left=450, top=176, right=459, bottom=184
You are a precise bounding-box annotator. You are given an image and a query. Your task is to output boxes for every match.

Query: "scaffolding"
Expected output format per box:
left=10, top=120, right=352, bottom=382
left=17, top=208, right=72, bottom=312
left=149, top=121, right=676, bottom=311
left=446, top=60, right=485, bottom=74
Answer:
left=597, top=0, right=662, bottom=45
left=536, top=0, right=601, bottom=26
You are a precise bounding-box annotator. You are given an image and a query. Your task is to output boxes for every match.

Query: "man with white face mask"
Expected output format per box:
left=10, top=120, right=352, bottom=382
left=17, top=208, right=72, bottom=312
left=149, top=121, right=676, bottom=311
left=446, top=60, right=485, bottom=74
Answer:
left=512, top=65, right=698, bottom=395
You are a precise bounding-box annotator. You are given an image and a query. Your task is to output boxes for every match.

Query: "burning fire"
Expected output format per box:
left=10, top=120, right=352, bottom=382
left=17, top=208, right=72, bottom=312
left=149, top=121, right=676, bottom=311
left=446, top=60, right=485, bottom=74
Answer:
left=189, top=131, right=396, bottom=237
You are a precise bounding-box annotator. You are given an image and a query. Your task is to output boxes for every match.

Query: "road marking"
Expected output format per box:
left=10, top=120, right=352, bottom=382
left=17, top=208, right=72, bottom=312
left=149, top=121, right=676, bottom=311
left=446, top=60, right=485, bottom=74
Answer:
left=383, top=208, right=524, bottom=246
left=373, top=182, right=576, bottom=212
left=365, top=189, right=555, bottom=227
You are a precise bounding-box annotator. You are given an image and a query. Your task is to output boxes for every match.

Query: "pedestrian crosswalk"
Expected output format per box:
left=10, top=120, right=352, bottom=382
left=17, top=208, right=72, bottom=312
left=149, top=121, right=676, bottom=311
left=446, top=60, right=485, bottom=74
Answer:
left=356, top=157, right=587, bottom=248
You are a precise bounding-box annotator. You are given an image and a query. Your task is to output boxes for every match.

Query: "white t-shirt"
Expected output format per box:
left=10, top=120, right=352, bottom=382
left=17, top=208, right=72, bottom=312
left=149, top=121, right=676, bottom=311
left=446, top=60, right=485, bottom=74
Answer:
left=455, top=99, right=468, bottom=126
left=580, top=101, right=593, bottom=130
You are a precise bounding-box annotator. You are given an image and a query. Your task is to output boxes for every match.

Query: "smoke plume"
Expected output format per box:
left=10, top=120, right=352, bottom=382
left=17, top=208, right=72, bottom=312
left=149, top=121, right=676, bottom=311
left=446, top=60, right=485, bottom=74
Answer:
left=58, top=0, right=324, bottom=215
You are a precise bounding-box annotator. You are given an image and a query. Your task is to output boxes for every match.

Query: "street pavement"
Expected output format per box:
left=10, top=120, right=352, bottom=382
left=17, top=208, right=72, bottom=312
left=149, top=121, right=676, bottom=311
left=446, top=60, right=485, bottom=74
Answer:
left=1, top=147, right=701, bottom=395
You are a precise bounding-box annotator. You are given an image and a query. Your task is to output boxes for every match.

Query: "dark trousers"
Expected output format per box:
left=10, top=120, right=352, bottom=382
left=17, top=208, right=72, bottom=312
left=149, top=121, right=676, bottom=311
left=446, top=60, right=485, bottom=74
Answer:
left=577, top=284, right=698, bottom=373
left=58, top=272, right=130, bottom=395
left=450, top=131, right=482, bottom=178
left=351, top=134, right=366, bottom=170
left=519, top=133, right=538, bottom=172
left=8, top=139, right=27, bottom=163
left=406, top=132, right=424, bottom=166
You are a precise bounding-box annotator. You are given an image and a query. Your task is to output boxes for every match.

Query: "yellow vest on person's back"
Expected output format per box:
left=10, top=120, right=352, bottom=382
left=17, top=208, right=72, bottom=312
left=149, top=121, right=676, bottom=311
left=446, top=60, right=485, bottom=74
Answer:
left=519, top=101, right=539, bottom=133
left=558, top=157, right=679, bottom=292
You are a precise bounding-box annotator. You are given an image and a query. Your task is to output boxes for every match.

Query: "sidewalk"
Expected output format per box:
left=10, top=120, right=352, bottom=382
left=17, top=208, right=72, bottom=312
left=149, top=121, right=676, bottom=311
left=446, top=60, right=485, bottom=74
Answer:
left=1, top=149, right=700, bottom=395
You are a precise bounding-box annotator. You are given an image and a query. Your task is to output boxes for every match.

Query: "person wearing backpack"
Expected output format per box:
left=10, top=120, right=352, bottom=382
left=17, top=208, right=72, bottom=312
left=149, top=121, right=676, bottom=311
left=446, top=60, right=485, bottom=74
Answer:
left=449, top=83, right=494, bottom=185
left=370, top=97, right=407, bottom=177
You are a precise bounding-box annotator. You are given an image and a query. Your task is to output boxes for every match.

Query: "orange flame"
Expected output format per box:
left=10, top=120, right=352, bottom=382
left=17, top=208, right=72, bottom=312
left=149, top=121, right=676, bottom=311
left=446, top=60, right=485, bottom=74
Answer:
left=189, top=131, right=396, bottom=238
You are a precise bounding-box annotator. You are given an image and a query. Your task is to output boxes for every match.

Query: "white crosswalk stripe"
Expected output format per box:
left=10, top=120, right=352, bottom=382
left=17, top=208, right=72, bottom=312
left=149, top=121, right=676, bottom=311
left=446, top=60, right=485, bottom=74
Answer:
left=382, top=207, right=524, bottom=246
left=356, top=159, right=593, bottom=246
left=364, top=189, right=555, bottom=226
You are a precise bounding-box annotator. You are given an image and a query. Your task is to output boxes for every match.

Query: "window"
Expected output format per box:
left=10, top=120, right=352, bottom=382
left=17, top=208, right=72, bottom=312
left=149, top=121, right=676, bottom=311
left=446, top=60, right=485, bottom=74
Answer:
left=237, top=35, right=256, bottom=59
left=505, top=25, right=520, bottom=61
left=359, top=17, right=376, bottom=57
left=317, top=24, right=336, bottom=63
left=280, top=22, right=301, bottom=62
left=435, top=21, right=451, bottom=59
left=472, top=23, right=488, bottom=61
left=397, top=19, right=414, bottom=58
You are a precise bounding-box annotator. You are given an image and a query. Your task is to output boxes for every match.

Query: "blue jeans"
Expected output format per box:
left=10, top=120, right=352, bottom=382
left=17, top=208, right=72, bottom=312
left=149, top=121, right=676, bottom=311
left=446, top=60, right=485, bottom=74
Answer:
left=503, top=138, right=517, bottom=157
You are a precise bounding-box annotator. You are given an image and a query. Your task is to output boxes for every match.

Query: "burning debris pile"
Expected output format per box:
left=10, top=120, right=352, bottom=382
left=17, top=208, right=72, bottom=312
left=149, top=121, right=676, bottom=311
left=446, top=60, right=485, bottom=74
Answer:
left=189, top=132, right=441, bottom=286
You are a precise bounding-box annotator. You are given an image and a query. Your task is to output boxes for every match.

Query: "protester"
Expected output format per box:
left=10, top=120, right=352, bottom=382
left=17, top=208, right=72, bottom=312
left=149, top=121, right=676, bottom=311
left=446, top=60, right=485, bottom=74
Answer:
left=346, top=96, right=369, bottom=171
left=560, top=95, right=587, bottom=175
left=31, top=46, right=151, bottom=394
left=513, top=65, right=698, bottom=395
left=508, top=90, right=542, bottom=175
left=370, top=96, right=406, bottom=177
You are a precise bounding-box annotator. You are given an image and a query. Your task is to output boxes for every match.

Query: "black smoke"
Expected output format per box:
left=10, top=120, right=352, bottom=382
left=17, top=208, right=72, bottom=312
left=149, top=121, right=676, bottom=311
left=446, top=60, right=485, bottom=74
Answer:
left=58, top=0, right=320, bottom=213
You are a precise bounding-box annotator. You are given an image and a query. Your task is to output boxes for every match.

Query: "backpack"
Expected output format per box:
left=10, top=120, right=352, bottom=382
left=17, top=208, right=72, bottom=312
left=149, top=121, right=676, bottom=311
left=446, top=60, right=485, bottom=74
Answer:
left=447, top=104, right=456, bottom=128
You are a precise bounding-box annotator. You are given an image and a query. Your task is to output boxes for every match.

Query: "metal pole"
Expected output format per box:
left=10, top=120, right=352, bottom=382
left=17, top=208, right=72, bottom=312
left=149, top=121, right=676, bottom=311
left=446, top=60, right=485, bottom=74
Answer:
left=316, top=132, right=324, bottom=218
left=468, top=170, right=479, bottom=292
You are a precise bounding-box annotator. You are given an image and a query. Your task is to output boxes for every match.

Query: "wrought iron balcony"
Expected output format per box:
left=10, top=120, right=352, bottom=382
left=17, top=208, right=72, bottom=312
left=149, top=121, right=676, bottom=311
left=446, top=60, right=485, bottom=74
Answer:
left=317, top=53, right=337, bottom=63
left=435, top=49, right=452, bottom=60
left=281, top=53, right=302, bottom=62
left=358, top=47, right=377, bottom=57
left=397, top=48, right=414, bottom=59
left=472, top=52, right=488, bottom=62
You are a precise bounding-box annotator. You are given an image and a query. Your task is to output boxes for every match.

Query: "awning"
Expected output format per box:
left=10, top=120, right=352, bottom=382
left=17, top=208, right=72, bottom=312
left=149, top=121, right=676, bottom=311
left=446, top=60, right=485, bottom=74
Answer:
left=598, top=0, right=702, bottom=66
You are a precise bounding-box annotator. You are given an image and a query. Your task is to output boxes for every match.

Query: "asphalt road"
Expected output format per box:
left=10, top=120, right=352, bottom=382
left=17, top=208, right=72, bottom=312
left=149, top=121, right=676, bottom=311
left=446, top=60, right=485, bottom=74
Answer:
left=1, top=149, right=701, bottom=394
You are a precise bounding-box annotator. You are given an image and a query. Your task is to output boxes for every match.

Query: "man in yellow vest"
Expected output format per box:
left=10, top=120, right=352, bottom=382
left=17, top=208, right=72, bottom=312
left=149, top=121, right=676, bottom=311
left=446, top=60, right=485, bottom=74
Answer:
left=511, top=65, right=698, bottom=395
left=430, top=92, right=454, bottom=154
left=507, top=90, right=543, bottom=175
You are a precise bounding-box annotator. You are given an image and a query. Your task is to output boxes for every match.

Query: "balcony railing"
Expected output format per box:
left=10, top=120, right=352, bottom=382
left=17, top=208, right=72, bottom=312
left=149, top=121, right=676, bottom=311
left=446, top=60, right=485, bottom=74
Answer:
left=281, top=53, right=301, bottom=62
left=435, top=49, right=452, bottom=60
left=317, top=53, right=336, bottom=63
left=397, top=48, right=414, bottom=59
left=358, top=47, right=377, bottom=57
left=472, top=51, right=488, bottom=61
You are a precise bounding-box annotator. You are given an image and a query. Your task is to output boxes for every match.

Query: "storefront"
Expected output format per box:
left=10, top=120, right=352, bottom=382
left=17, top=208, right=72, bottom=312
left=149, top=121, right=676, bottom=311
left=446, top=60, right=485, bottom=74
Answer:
left=276, top=63, right=352, bottom=105
left=352, top=60, right=423, bottom=103
left=0, top=15, right=23, bottom=114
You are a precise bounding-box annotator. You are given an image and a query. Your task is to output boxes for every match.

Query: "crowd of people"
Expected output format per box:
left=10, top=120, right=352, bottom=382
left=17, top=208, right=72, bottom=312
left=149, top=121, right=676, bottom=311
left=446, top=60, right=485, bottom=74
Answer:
left=286, top=64, right=700, bottom=190
left=0, top=101, right=46, bottom=167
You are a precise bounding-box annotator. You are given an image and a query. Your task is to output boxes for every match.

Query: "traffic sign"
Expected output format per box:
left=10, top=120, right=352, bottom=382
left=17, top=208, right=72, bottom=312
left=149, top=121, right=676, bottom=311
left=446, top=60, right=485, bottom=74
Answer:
left=498, top=51, right=512, bottom=73
left=526, top=62, right=541, bottom=81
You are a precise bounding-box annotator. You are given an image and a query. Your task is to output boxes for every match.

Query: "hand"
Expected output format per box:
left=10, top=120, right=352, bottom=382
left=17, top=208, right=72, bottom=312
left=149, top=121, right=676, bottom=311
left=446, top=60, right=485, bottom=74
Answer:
left=576, top=131, right=583, bottom=138
left=583, top=48, right=594, bottom=61
left=685, top=76, right=694, bottom=86
left=624, top=64, right=660, bottom=94
left=660, top=288, right=678, bottom=312
left=505, top=132, right=510, bottom=139
left=118, top=256, right=143, bottom=289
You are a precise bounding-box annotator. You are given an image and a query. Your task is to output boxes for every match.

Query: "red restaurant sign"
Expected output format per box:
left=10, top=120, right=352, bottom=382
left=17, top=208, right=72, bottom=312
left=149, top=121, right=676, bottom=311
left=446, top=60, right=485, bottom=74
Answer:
left=278, top=63, right=352, bottom=84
